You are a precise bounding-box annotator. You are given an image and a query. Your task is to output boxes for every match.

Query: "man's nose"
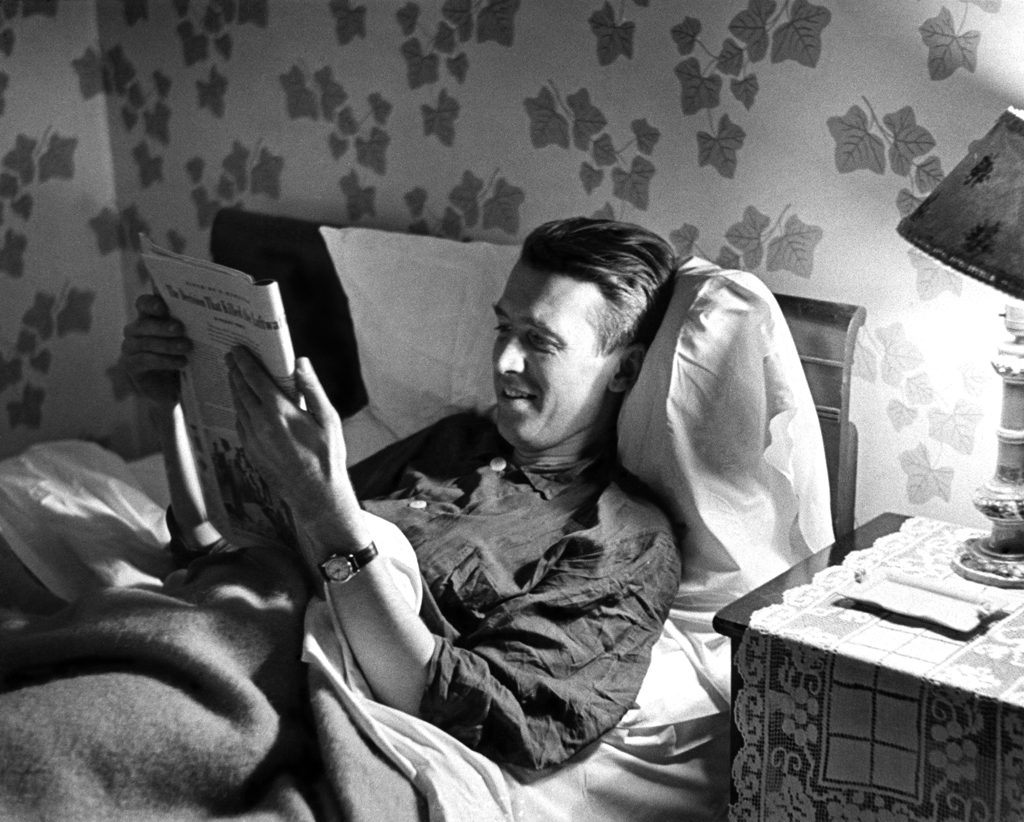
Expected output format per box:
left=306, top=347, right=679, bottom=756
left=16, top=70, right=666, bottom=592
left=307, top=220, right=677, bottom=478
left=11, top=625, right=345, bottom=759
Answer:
left=494, top=335, right=525, bottom=373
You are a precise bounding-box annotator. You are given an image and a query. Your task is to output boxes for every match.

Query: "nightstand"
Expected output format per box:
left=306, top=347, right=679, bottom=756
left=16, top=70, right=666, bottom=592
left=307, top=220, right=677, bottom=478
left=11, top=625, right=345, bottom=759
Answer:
left=712, top=513, right=1024, bottom=820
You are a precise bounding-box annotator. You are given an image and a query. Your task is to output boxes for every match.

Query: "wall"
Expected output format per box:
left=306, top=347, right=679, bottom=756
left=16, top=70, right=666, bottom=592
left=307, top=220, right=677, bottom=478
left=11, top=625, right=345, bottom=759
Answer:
left=2, top=0, right=1022, bottom=533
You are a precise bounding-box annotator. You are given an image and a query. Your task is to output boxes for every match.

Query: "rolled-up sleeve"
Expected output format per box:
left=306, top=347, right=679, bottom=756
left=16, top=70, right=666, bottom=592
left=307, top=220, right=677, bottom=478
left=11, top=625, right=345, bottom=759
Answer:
left=417, top=529, right=680, bottom=770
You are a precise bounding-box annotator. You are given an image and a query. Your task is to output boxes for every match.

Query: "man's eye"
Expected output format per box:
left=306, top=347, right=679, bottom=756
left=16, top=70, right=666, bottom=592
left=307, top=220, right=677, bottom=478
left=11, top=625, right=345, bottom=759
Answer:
left=527, top=331, right=553, bottom=351
left=494, top=323, right=511, bottom=335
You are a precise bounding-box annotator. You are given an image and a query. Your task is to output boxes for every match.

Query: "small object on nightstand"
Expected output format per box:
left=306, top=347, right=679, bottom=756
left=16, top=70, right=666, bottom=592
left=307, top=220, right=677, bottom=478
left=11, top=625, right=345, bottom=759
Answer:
left=840, top=568, right=1011, bottom=633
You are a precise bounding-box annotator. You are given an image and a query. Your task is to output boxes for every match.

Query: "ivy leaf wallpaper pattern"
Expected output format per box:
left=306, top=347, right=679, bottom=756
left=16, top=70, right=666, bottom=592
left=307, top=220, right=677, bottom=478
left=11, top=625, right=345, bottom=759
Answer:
left=673, top=0, right=831, bottom=178
left=524, top=83, right=659, bottom=217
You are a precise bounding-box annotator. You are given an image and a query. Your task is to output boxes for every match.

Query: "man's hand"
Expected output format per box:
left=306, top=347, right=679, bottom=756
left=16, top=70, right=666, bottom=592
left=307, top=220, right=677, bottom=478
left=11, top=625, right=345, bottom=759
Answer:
left=227, top=348, right=360, bottom=544
left=120, top=293, right=192, bottom=409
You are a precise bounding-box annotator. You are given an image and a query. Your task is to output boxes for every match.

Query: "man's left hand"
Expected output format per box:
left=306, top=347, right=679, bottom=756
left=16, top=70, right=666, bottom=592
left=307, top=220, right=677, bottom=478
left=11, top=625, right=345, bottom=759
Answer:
left=227, top=347, right=357, bottom=534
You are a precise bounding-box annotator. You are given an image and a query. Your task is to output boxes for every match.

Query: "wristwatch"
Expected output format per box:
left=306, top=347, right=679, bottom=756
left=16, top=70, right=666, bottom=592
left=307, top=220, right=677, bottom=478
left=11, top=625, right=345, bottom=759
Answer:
left=318, top=542, right=378, bottom=584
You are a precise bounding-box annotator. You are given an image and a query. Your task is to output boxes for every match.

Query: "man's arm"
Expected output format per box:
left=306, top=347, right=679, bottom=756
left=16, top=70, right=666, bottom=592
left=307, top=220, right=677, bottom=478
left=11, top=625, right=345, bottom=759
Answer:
left=226, top=347, right=434, bottom=714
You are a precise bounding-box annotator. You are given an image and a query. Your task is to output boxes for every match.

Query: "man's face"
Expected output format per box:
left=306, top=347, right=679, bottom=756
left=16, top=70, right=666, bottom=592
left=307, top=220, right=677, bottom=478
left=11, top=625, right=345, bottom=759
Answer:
left=492, top=261, right=630, bottom=464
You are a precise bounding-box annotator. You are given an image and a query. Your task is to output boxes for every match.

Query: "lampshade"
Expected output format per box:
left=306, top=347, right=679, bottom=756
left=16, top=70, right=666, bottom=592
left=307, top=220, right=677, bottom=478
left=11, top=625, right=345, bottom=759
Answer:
left=897, top=106, right=1024, bottom=301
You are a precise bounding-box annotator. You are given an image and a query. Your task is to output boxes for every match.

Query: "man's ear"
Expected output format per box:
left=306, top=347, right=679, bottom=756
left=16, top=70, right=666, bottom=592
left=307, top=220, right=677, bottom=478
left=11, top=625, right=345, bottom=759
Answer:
left=608, top=344, right=644, bottom=393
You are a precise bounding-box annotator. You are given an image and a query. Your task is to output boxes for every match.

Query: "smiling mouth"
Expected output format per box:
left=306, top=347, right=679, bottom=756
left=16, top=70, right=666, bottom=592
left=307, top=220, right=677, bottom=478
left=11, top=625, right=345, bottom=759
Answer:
left=499, top=386, right=536, bottom=401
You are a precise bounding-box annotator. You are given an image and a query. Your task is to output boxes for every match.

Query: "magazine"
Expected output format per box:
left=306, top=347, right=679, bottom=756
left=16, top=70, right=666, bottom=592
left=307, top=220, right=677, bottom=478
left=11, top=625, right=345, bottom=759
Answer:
left=141, top=236, right=298, bottom=548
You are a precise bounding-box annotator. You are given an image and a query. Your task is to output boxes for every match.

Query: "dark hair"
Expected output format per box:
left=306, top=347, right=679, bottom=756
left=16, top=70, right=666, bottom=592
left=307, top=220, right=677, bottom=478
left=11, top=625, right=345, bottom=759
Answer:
left=519, top=217, right=677, bottom=352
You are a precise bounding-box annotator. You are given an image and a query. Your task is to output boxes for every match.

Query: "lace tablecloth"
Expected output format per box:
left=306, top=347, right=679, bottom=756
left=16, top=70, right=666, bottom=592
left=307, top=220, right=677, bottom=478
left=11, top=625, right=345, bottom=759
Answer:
left=732, top=516, right=1024, bottom=821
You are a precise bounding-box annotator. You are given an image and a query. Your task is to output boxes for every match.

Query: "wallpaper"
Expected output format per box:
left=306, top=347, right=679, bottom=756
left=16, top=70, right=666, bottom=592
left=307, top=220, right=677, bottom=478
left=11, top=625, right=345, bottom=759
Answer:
left=1, top=0, right=1021, bottom=532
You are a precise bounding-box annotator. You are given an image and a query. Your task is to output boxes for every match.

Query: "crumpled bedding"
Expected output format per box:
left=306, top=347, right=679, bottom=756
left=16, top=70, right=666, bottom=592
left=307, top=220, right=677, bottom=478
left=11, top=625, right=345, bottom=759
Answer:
left=0, top=543, right=425, bottom=822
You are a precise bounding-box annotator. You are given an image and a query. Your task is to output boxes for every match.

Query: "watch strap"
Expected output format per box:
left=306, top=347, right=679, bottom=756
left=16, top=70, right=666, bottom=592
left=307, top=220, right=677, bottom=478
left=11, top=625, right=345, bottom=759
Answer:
left=319, top=541, right=379, bottom=583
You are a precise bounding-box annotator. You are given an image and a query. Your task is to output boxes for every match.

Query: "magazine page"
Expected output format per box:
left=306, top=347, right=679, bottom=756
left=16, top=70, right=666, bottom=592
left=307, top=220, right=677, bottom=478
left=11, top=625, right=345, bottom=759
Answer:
left=142, top=236, right=297, bottom=548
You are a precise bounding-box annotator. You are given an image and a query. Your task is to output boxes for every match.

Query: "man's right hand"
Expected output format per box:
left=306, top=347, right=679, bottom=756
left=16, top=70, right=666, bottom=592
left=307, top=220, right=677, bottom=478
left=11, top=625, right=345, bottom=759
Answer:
left=120, top=293, right=192, bottom=408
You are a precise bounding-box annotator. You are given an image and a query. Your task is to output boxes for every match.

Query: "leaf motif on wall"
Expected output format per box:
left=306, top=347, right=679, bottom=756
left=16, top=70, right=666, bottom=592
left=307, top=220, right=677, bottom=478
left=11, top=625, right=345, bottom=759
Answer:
left=396, top=2, right=419, bottom=37
left=57, top=288, right=95, bottom=336
left=356, top=127, right=390, bottom=174
left=402, top=38, right=440, bottom=89
left=422, top=89, right=459, bottom=146
left=589, top=1, right=634, bottom=66
left=6, top=382, right=45, bottom=430
left=251, top=148, right=284, bottom=198
left=827, top=105, right=885, bottom=174
left=197, top=65, right=228, bottom=117
left=314, top=66, right=348, bottom=120
left=0, top=228, right=27, bottom=277
left=477, top=0, right=519, bottom=46
left=185, top=156, right=205, bottom=184
left=591, top=134, right=617, bottom=166
left=72, top=47, right=104, bottom=99
left=669, top=223, right=699, bottom=257
left=961, top=363, right=990, bottom=398
left=580, top=163, right=604, bottom=194
left=914, top=156, right=944, bottom=194
left=3, top=134, right=36, bottom=185
left=177, top=19, right=209, bottom=66
left=675, top=57, right=722, bottom=115
left=920, top=6, right=980, bottom=81
left=729, top=74, right=761, bottom=111
left=22, top=292, right=55, bottom=340
left=337, top=107, right=358, bottom=136
left=132, top=141, right=163, bottom=188
left=12, top=193, right=31, bottom=220
left=29, top=349, right=51, bottom=374
left=0, top=352, right=22, bottom=394
left=567, top=88, right=607, bottom=152
left=696, top=114, right=745, bottom=178
left=715, top=246, right=741, bottom=271
left=143, top=101, right=171, bottom=145
left=770, top=0, right=830, bottom=67
left=883, top=106, right=935, bottom=177
left=766, top=213, right=822, bottom=278
left=725, top=205, right=770, bottom=269
left=339, top=169, right=376, bottom=222
left=223, top=142, right=250, bottom=190
left=888, top=399, right=917, bottom=431
left=717, top=38, right=744, bottom=76
left=328, top=134, right=349, bottom=160
left=671, top=17, right=700, bottom=55
left=369, top=92, right=392, bottom=125
left=909, top=247, right=962, bottom=300
left=404, top=186, right=428, bottom=218
left=876, top=322, right=925, bottom=387
left=443, top=0, right=473, bottom=41
left=900, top=442, right=953, bottom=504
left=481, top=177, right=524, bottom=234
left=524, top=87, right=569, bottom=148
left=611, top=156, right=654, bottom=210
left=280, top=65, right=318, bottom=120
left=330, top=0, right=368, bottom=46
left=446, top=53, right=469, bottom=83
left=449, top=170, right=484, bottom=227
left=928, top=400, right=984, bottom=455
left=631, top=118, right=660, bottom=155
left=853, top=333, right=877, bottom=382
left=191, top=186, right=220, bottom=228
left=728, top=0, right=776, bottom=63
left=904, top=371, right=934, bottom=406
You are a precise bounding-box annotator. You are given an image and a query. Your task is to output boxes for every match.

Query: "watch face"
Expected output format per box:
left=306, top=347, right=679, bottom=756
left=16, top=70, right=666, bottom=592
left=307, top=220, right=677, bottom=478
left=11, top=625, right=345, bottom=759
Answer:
left=321, top=555, right=356, bottom=583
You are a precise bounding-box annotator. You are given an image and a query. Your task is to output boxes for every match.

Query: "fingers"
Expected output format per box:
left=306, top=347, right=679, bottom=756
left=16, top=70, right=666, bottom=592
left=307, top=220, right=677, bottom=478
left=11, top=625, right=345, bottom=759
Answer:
left=295, top=358, right=333, bottom=426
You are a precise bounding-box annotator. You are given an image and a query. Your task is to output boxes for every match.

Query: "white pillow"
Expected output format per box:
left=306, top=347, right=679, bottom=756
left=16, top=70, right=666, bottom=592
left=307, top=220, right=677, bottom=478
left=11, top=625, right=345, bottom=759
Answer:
left=618, top=258, right=835, bottom=626
left=319, top=227, right=518, bottom=439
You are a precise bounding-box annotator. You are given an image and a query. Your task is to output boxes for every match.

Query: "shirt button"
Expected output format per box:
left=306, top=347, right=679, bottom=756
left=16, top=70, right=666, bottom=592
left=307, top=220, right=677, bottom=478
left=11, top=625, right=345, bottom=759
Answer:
left=489, top=456, right=507, bottom=472
left=408, top=499, right=427, bottom=509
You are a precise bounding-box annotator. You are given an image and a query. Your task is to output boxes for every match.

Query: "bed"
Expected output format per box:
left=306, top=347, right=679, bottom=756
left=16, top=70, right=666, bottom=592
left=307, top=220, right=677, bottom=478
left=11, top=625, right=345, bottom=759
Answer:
left=0, top=207, right=865, bottom=821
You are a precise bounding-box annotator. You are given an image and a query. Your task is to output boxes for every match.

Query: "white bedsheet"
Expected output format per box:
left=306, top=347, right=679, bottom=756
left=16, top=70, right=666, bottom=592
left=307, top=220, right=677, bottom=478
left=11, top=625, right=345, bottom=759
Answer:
left=0, top=436, right=729, bottom=821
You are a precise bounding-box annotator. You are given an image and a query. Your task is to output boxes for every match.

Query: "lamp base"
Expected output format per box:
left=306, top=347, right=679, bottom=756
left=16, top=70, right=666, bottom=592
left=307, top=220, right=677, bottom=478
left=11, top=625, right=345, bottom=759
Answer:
left=951, top=535, right=1024, bottom=588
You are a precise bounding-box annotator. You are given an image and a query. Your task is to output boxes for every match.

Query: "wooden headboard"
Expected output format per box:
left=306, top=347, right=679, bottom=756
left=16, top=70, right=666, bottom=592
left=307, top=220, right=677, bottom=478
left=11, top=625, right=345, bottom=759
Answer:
left=209, top=208, right=865, bottom=539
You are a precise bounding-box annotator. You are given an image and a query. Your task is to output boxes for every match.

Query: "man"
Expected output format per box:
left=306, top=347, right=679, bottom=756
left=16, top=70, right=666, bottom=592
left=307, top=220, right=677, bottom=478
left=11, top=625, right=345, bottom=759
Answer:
left=121, top=216, right=681, bottom=770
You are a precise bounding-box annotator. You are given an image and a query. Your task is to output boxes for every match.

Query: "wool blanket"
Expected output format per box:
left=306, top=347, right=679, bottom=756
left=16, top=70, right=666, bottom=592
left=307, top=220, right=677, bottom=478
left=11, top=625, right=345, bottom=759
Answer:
left=0, top=546, right=424, bottom=822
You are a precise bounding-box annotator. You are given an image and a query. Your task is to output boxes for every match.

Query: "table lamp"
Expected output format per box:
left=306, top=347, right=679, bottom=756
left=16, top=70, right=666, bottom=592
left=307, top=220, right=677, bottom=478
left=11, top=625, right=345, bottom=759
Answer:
left=897, top=105, right=1024, bottom=587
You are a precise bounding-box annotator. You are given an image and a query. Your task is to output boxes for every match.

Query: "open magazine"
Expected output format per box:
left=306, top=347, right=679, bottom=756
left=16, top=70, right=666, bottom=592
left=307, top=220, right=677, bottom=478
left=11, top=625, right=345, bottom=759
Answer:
left=141, top=236, right=298, bottom=549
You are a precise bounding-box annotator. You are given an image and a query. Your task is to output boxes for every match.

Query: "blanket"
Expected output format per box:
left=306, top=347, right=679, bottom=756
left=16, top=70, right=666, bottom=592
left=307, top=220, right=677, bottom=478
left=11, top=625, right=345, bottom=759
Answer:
left=0, top=545, right=424, bottom=822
